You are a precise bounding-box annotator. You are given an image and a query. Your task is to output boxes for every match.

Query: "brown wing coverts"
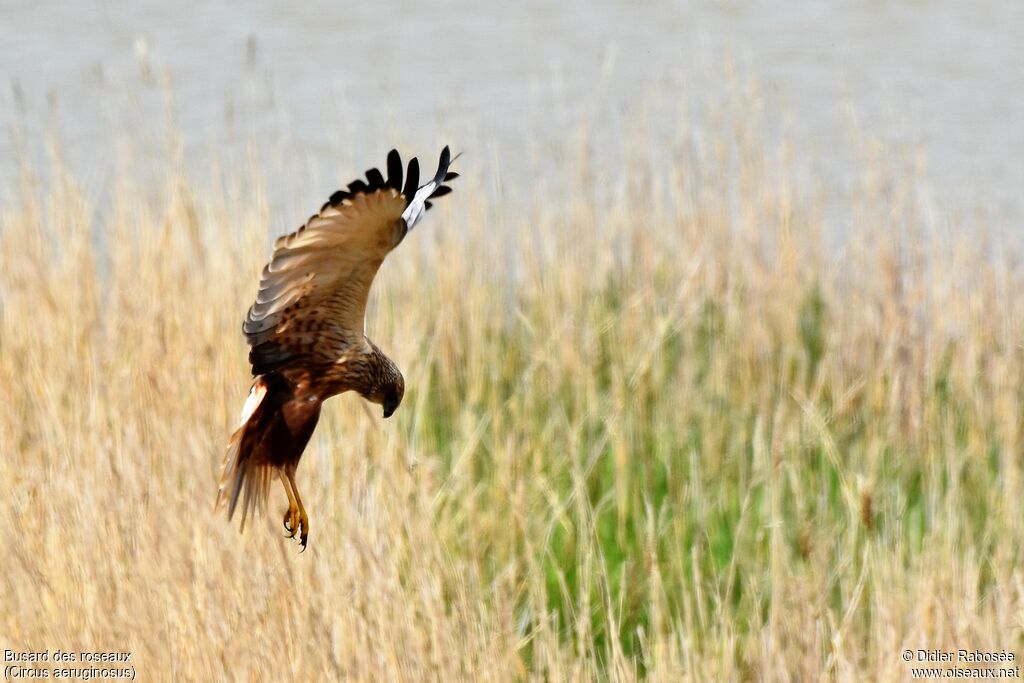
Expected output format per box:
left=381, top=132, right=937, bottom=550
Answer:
left=242, top=148, right=457, bottom=376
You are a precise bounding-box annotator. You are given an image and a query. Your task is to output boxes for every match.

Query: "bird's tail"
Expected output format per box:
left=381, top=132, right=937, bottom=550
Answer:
left=214, top=378, right=275, bottom=531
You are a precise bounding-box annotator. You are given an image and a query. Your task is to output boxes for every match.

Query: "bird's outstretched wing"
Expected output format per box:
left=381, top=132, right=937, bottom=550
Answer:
left=242, top=147, right=458, bottom=375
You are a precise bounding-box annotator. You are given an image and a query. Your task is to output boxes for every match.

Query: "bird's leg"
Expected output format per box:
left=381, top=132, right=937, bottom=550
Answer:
left=284, top=468, right=309, bottom=550
left=280, top=471, right=299, bottom=537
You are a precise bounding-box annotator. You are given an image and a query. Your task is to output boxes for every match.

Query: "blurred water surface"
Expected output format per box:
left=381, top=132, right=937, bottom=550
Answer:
left=1, top=0, right=1021, bottom=229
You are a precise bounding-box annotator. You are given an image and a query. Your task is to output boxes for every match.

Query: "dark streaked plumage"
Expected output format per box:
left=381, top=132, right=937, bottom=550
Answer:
left=215, top=147, right=457, bottom=549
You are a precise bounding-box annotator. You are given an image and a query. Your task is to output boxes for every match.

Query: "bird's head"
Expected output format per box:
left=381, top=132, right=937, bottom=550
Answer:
left=380, top=373, right=405, bottom=419
left=361, top=347, right=405, bottom=418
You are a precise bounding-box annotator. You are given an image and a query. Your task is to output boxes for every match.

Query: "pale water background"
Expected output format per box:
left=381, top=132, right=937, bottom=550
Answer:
left=1, top=0, right=1022, bottom=233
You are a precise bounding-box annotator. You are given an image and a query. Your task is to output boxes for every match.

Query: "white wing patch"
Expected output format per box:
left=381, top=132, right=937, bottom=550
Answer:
left=401, top=180, right=439, bottom=230
left=238, top=382, right=267, bottom=427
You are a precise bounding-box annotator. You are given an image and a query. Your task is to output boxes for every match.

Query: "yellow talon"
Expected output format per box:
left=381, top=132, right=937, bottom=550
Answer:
left=280, top=469, right=310, bottom=549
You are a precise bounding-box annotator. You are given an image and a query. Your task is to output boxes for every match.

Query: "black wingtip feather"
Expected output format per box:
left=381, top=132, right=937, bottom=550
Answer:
left=347, top=179, right=369, bottom=194
left=365, top=168, right=385, bottom=189
left=427, top=147, right=450, bottom=187
left=328, top=147, right=455, bottom=215
left=386, top=149, right=402, bottom=192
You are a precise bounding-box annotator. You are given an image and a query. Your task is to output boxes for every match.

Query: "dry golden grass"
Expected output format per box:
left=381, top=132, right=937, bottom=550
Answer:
left=1, top=85, right=1023, bottom=681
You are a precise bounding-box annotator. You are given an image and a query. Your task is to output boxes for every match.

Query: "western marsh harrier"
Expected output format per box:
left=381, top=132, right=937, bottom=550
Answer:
left=215, top=147, right=458, bottom=548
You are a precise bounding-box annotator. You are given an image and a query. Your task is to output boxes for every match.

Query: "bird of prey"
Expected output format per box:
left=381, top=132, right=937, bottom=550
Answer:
left=215, top=147, right=458, bottom=549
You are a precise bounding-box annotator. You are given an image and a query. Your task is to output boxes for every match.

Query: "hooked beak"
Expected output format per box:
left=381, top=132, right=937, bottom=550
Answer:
left=383, top=404, right=397, bottom=419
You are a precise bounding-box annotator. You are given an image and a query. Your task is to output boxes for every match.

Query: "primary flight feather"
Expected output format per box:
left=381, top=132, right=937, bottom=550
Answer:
left=215, top=147, right=458, bottom=548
